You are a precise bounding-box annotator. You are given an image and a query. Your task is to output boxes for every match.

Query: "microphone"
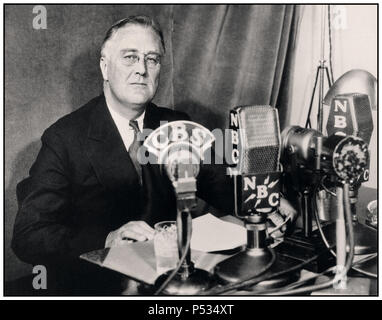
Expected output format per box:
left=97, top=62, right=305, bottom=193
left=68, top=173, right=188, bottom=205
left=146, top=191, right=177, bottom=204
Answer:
left=323, top=93, right=376, bottom=254
left=279, top=125, right=370, bottom=272
left=325, top=93, right=373, bottom=145
left=325, top=93, right=373, bottom=183
left=323, top=70, right=376, bottom=184
left=281, top=126, right=369, bottom=184
left=216, top=105, right=282, bottom=284
left=144, top=120, right=216, bottom=295
left=227, top=105, right=281, bottom=217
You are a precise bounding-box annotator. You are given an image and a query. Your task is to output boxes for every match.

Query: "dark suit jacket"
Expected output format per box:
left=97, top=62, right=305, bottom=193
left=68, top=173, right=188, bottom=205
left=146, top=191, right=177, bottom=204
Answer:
left=12, top=94, right=234, bottom=295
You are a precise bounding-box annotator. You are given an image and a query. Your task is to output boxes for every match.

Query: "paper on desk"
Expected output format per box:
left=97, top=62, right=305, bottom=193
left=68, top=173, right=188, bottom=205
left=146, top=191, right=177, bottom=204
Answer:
left=191, top=213, right=246, bottom=252
left=84, top=214, right=246, bottom=284
left=102, top=241, right=158, bottom=285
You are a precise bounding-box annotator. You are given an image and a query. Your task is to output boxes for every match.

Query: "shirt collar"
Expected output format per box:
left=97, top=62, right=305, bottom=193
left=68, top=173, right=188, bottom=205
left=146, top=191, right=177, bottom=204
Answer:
left=134, top=110, right=145, bottom=131
left=106, top=101, right=146, bottom=132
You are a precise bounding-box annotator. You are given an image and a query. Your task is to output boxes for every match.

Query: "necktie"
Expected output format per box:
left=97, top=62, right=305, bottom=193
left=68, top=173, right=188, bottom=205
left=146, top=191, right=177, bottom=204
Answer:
left=129, top=120, right=143, bottom=185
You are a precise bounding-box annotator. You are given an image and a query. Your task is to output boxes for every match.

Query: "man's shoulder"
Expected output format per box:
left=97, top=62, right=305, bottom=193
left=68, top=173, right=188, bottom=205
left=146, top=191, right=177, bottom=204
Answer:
left=44, top=95, right=102, bottom=136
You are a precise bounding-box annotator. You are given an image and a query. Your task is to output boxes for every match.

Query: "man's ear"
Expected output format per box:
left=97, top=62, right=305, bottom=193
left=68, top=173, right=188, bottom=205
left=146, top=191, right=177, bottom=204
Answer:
left=100, top=56, right=108, bottom=81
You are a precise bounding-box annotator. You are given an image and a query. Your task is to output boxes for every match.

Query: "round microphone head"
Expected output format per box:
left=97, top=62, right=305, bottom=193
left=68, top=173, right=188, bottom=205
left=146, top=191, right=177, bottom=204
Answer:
left=161, top=142, right=200, bottom=182
left=332, top=135, right=369, bottom=183
left=281, top=126, right=323, bottom=164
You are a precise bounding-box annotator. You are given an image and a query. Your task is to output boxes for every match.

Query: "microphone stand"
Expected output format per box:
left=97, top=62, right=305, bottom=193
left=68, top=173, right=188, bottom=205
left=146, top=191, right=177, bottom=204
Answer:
left=323, top=183, right=377, bottom=255
left=302, top=5, right=375, bottom=264
left=154, top=164, right=214, bottom=295
left=304, top=6, right=376, bottom=255
left=277, top=142, right=336, bottom=273
left=215, top=174, right=300, bottom=289
left=215, top=206, right=274, bottom=284
left=305, top=5, right=332, bottom=130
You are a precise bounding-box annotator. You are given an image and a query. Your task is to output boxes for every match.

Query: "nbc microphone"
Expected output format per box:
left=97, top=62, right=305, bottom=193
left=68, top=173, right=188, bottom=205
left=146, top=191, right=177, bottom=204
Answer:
left=215, top=105, right=282, bottom=284
left=324, top=93, right=376, bottom=254
left=326, top=93, right=373, bottom=183
left=227, top=105, right=281, bottom=217
left=326, top=93, right=373, bottom=143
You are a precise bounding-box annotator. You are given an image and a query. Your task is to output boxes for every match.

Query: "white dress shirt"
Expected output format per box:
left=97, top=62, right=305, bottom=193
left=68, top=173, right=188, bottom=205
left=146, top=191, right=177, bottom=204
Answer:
left=106, top=103, right=145, bottom=152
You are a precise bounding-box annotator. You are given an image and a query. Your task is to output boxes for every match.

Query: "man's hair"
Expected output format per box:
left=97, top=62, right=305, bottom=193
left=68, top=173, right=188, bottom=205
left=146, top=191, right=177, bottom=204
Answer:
left=100, top=15, right=166, bottom=57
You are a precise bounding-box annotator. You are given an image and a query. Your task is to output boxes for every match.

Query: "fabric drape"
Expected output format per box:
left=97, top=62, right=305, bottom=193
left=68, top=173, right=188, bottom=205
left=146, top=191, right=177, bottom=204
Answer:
left=157, top=4, right=299, bottom=130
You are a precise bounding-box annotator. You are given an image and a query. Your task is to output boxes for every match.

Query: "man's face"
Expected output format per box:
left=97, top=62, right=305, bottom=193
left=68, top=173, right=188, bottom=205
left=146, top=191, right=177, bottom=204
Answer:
left=100, top=25, right=163, bottom=109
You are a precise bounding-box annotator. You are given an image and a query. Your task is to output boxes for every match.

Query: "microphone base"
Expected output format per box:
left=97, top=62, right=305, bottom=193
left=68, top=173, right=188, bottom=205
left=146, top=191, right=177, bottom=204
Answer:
left=215, top=248, right=272, bottom=284
left=324, top=221, right=377, bottom=255
left=249, top=253, right=301, bottom=291
left=215, top=248, right=300, bottom=290
left=154, top=268, right=215, bottom=295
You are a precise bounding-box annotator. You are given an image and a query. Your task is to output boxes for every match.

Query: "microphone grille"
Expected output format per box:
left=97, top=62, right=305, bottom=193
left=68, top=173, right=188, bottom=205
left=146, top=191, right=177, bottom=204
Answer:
left=326, top=93, right=373, bottom=144
left=236, top=105, right=281, bottom=174
left=352, top=94, right=373, bottom=144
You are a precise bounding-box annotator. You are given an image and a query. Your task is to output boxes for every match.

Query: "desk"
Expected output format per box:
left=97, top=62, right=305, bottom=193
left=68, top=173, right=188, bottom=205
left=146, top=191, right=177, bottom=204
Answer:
left=80, top=187, right=377, bottom=295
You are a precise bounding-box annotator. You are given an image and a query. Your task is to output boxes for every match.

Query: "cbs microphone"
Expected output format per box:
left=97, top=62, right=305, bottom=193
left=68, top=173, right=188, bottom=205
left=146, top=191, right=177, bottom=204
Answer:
left=144, top=120, right=216, bottom=295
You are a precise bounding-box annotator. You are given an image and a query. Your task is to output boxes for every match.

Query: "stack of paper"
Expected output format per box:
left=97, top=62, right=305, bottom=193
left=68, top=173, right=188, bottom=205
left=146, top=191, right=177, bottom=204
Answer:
left=191, top=213, right=247, bottom=252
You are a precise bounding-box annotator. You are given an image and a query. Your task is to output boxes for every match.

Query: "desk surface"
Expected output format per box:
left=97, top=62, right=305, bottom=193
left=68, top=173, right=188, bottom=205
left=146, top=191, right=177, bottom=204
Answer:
left=80, top=187, right=377, bottom=295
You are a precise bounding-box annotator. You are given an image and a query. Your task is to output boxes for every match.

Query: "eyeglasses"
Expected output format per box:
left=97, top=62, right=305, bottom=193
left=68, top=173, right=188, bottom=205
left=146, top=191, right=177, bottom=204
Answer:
left=122, top=52, right=161, bottom=69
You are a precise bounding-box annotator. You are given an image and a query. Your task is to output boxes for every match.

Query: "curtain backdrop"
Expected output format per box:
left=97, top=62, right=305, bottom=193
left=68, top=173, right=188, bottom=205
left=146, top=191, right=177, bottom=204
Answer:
left=5, top=4, right=299, bottom=282
left=167, top=5, right=299, bottom=130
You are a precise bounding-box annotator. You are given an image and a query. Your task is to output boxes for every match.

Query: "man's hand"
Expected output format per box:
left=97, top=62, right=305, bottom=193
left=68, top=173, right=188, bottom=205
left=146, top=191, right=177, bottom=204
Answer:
left=105, top=221, right=154, bottom=248
left=278, top=197, right=298, bottom=221
left=267, top=197, right=298, bottom=238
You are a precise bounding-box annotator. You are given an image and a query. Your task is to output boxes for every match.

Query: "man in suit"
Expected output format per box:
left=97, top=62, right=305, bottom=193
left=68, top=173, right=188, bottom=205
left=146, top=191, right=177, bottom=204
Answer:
left=12, top=15, right=297, bottom=295
left=11, top=16, right=235, bottom=295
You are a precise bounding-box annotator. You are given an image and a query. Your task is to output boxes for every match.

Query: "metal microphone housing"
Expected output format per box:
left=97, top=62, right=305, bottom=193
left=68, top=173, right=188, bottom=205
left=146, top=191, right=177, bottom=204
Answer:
left=216, top=106, right=299, bottom=288
left=281, top=126, right=369, bottom=183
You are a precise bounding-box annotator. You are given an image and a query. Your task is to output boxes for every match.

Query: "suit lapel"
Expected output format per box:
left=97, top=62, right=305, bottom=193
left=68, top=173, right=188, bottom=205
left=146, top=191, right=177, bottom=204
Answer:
left=84, top=96, right=178, bottom=224
left=143, top=103, right=161, bottom=131
left=85, top=95, right=140, bottom=192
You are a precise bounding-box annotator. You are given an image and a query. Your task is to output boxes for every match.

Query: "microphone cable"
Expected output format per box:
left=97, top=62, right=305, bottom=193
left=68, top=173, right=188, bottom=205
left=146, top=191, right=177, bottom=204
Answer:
left=200, top=246, right=277, bottom=295
left=268, top=215, right=293, bottom=236
left=200, top=243, right=335, bottom=295
left=328, top=4, right=335, bottom=84
left=254, top=253, right=376, bottom=295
